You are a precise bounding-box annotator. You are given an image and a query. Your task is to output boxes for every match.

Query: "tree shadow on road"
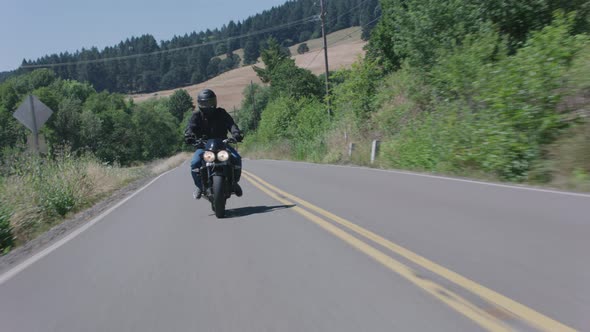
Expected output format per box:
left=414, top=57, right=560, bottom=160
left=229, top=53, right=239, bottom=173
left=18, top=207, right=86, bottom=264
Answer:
left=225, top=205, right=295, bottom=218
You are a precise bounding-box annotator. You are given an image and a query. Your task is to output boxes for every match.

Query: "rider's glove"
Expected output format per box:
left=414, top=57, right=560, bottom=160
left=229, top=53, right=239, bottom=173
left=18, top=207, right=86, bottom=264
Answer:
left=184, top=134, right=196, bottom=145
left=233, top=133, right=244, bottom=143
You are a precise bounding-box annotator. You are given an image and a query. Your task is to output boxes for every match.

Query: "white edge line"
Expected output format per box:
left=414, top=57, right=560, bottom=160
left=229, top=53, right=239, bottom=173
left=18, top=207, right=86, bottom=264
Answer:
left=0, top=167, right=177, bottom=286
left=251, top=159, right=590, bottom=198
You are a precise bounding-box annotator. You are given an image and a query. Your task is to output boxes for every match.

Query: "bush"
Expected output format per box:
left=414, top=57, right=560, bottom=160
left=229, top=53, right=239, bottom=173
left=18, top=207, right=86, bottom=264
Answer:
left=167, top=89, right=194, bottom=123
left=371, top=66, right=430, bottom=136
left=39, top=179, right=78, bottom=217
left=292, top=99, right=330, bottom=160
left=368, top=0, right=485, bottom=70
left=378, top=14, right=589, bottom=180
left=297, top=43, right=310, bottom=54
left=0, top=199, right=14, bottom=254
left=37, top=150, right=93, bottom=217
left=132, top=100, right=180, bottom=161
left=255, top=96, right=302, bottom=143
left=380, top=104, right=473, bottom=172
left=429, top=25, right=506, bottom=102
left=236, top=84, right=271, bottom=133
left=471, top=13, right=588, bottom=179
left=545, top=120, right=590, bottom=189
left=332, top=58, right=381, bottom=128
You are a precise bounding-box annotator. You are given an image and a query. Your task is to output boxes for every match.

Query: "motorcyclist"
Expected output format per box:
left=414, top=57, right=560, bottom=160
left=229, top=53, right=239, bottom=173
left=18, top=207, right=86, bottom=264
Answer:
left=184, top=89, right=243, bottom=199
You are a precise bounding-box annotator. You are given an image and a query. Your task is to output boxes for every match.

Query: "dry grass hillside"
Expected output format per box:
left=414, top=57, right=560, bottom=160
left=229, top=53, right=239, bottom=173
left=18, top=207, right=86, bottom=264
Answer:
left=130, top=27, right=365, bottom=110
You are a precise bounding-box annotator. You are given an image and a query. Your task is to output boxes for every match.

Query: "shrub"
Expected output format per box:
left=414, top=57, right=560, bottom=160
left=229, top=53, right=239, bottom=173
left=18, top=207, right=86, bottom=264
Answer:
left=132, top=100, right=180, bottom=160
left=0, top=198, right=14, bottom=254
left=471, top=12, right=588, bottom=179
left=332, top=58, right=381, bottom=127
left=545, top=120, right=590, bottom=189
left=236, top=84, right=271, bottom=133
left=292, top=99, right=330, bottom=160
left=297, top=43, right=310, bottom=54
left=255, top=96, right=302, bottom=143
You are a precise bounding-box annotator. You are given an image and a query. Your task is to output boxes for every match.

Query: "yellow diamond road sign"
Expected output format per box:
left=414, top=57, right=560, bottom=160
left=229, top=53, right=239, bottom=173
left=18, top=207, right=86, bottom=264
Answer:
left=13, top=95, right=53, bottom=133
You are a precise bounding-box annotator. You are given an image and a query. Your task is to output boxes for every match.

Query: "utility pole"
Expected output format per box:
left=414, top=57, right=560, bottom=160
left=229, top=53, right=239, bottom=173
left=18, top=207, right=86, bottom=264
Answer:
left=320, top=0, right=332, bottom=116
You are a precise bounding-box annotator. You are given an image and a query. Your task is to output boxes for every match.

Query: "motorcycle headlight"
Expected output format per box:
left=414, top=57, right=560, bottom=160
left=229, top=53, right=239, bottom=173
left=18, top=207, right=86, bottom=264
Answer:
left=217, top=150, right=230, bottom=162
left=203, top=151, right=216, bottom=163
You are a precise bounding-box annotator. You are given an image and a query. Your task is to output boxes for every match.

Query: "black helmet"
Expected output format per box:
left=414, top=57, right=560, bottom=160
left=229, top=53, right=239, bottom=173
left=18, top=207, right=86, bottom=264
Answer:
left=197, top=89, right=217, bottom=111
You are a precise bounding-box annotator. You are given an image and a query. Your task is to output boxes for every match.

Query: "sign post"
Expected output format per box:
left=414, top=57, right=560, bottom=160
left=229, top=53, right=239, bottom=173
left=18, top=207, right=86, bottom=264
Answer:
left=29, top=95, right=39, bottom=152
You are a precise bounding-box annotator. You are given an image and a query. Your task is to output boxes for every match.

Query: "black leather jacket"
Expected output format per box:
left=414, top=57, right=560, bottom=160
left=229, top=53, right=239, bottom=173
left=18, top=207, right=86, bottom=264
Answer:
left=184, top=108, right=242, bottom=143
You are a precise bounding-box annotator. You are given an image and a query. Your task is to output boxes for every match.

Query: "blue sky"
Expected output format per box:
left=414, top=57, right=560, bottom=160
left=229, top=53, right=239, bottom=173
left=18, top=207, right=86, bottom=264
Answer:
left=0, top=0, right=289, bottom=71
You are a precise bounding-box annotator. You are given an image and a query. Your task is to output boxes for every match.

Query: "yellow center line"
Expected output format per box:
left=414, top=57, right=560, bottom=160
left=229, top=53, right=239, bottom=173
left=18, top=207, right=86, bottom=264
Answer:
left=243, top=173, right=510, bottom=331
left=243, top=170, right=576, bottom=332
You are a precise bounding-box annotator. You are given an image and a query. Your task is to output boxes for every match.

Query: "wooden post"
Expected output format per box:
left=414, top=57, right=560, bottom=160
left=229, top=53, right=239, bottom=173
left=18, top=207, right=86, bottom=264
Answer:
left=348, top=142, right=355, bottom=158
left=371, top=140, right=380, bottom=164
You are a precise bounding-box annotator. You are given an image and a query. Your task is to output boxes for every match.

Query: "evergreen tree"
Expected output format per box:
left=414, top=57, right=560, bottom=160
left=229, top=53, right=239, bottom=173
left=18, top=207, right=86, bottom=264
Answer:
left=297, top=43, right=310, bottom=54
left=243, top=38, right=260, bottom=65
left=167, top=89, right=194, bottom=123
left=17, top=0, right=381, bottom=93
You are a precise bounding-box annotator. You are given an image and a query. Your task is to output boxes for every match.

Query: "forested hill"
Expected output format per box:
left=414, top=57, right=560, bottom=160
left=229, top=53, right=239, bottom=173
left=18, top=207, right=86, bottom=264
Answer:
left=0, top=71, right=11, bottom=82
left=5, top=0, right=379, bottom=94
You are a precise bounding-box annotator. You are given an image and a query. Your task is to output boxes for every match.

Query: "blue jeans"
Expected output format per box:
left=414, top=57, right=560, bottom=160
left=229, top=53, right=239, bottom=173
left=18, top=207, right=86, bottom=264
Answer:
left=190, top=147, right=242, bottom=190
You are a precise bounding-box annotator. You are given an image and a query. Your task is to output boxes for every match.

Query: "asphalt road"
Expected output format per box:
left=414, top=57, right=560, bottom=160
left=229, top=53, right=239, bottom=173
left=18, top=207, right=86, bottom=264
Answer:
left=0, top=159, right=588, bottom=331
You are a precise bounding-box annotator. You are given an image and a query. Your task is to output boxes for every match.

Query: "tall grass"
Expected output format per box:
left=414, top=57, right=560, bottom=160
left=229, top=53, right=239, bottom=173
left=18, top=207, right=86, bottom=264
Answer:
left=0, top=149, right=146, bottom=252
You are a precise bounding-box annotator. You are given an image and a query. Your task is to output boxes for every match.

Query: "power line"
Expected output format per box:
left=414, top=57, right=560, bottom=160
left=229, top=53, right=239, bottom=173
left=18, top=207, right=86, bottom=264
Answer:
left=20, top=16, right=319, bottom=69
left=20, top=0, right=379, bottom=70
left=136, top=16, right=382, bottom=92
left=302, top=0, right=381, bottom=70
left=303, top=15, right=381, bottom=70
left=303, top=48, right=324, bottom=70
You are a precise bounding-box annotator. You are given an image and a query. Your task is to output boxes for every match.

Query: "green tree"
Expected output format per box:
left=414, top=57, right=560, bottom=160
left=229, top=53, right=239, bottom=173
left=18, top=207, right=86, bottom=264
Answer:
left=297, top=43, right=310, bottom=54
left=50, top=97, right=83, bottom=149
left=95, top=109, right=135, bottom=164
left=256, top=96, right=302, bottom=142
left=292, top=98, right=330, bottom=160
left=253, top=38, right=291, bottom=83
left=215, top=43, right=228, bottom=56
left=369, top=0, right=484, bottom=70
left=132, top=101, right=179, bottom=160
left=79, top=109, right=102, bottom=151
left=0, top=82, right=20, bottom=110
left=237, top=83, right=271, bottom=133
left=53, top=79, right=95, bottom=103
left=332, top=58, right=381, bottom=125
left=17, top=0, right=384, bottom=94
left=0, top=105, right=24, bottom=151
left=207, top=57, right=222, bottom=78
left=268, top=61, right=322, bottom=99
left=243, top=38, right=260, bottom=65
left=167, top=89, right=194, bottom=123
left=253, top=38, right=321, bottom=99
left=83, top=92, right=127, bottom=114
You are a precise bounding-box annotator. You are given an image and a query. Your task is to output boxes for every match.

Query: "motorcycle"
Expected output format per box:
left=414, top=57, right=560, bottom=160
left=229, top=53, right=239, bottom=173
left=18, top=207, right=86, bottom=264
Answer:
left=193, top=137, right=240, bottom=218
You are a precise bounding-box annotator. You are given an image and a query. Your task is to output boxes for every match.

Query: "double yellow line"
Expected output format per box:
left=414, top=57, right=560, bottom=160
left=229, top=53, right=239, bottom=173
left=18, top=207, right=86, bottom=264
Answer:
left=242, top=170, right=576, bottom=332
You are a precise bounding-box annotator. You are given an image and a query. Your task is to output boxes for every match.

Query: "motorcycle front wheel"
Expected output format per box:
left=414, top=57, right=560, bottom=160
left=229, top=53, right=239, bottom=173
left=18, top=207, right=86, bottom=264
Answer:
left=212, top=175, right=226, bottom=218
